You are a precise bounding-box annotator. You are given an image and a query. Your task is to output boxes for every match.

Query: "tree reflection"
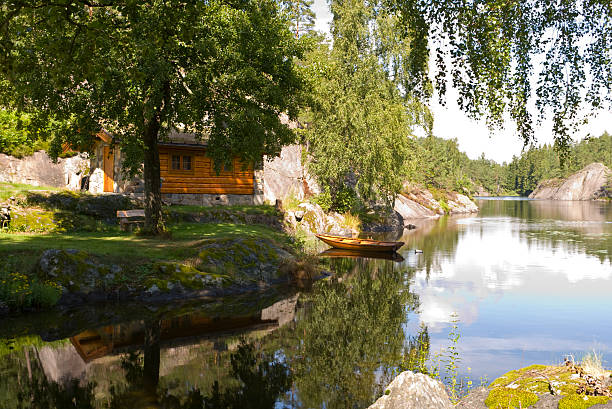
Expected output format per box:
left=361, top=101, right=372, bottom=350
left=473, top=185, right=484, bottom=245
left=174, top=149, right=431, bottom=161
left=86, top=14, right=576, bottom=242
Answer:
left=288, top=258, right=419, bottom=409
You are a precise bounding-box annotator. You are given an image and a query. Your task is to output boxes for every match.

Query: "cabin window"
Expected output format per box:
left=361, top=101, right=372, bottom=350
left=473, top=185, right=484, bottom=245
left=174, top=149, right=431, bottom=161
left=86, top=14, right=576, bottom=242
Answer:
left=182, top=155, right=192, bottom=170
left=171, top=155, right=181, bottom=170
left=167, top=151, right=195, bottom=175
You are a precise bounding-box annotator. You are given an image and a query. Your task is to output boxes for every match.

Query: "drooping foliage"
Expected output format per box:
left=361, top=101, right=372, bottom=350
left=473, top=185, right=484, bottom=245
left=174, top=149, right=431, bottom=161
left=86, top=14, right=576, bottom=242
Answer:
left=390, top=0, right=612, bottom=147
left=303, top=0, right=432, bottom=208
left=0, top=1, right=304, bottom=233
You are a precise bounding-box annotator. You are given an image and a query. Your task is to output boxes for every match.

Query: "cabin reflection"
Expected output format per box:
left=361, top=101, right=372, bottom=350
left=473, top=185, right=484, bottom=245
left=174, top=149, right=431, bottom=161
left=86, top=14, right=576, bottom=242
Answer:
left=69, top=294, right=298, bottom=364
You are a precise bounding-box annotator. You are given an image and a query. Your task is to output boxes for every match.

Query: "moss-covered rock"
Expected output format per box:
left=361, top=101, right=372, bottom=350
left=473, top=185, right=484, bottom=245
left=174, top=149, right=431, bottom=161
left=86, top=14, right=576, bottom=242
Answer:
left=31, top=237, right=297, bottom=305
left=197, top=237, right=294, bottom=285
left=35, top=249, right=121, bottom=294
left=145, top=262, right=229, bottom=292
left=9, top=209, right=56, bottom=232
left=9, top=208, right=110, bottom=233
left=25, top=191, right=135, bottom=220
left=483, top=364, right=612, bottom=409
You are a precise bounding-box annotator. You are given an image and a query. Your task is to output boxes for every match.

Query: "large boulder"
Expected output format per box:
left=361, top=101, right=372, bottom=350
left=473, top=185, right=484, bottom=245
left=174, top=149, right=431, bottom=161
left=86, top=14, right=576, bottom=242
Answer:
left=35, top=249, right=121, bottom=294
left=529, top=163, right=612, bottom=200
left=369, top=371, right=453, bottom=409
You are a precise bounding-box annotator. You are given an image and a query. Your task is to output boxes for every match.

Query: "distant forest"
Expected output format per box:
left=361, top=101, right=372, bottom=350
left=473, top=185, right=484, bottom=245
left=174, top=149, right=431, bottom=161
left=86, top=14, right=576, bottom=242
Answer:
left=409, top=132, right=612, bottom=197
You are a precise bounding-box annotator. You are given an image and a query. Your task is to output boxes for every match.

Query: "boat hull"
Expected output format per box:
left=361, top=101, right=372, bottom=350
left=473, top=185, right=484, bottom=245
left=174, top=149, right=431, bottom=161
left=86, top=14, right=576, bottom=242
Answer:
left=315, top=234, right=404, bottom=252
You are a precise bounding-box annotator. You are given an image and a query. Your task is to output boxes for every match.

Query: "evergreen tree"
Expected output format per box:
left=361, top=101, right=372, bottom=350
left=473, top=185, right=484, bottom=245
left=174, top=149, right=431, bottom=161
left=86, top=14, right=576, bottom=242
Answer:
left=281, top=0, right=316, bottom=38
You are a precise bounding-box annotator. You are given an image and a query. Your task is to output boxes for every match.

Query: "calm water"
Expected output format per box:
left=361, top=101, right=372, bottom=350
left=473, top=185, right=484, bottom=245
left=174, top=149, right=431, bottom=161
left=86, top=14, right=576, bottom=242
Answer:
left=1, top=199, right=611, bottom=408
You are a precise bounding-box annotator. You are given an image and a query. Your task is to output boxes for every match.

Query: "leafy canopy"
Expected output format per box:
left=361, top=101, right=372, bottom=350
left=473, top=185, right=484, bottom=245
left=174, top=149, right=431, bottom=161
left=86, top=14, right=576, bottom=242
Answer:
left=1, top=0, right=305, bottom=171
left=303, top=0, right=431, bottom=208
left=391, top=0, right=612, bottom=147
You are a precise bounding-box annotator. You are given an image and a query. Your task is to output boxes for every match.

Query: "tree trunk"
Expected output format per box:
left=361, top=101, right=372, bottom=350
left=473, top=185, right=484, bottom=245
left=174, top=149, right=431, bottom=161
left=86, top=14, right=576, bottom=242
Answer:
left=142, top=117, right=163, bottom=234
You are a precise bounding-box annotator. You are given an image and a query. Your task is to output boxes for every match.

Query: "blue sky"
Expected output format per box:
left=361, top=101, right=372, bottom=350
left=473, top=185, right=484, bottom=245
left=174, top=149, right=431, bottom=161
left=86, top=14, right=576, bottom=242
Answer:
left=311, top=0, right=612, bottom=164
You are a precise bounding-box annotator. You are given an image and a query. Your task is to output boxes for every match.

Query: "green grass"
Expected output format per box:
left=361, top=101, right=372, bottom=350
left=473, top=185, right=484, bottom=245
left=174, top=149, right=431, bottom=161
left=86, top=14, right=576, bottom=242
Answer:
left=0, top=222, right=290, bottom=271
left=0, top=182, right=61, bottom=201
left=167, top=204, right=279, bottom=216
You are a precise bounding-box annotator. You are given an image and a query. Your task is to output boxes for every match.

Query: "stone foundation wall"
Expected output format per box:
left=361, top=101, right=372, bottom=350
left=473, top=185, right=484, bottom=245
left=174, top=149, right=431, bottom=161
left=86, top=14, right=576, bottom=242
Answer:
left=162, top=193, right=256, bottom=206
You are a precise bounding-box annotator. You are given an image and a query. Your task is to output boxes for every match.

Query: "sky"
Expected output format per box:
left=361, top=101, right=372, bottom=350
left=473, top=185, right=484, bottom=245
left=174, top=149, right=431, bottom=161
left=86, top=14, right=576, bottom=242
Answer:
left=310, top=0, right=612, bottom=164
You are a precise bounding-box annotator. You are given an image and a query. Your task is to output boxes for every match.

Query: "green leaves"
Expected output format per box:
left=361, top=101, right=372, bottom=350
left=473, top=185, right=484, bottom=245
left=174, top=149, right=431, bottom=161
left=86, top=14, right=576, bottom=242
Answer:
left=393, top=0, right=612, bottom=148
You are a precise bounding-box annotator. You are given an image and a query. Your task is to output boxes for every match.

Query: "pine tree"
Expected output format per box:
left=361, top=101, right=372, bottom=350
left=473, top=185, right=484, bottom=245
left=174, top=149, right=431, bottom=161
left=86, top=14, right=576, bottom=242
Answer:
left=281, top=0, right=316, bottom=38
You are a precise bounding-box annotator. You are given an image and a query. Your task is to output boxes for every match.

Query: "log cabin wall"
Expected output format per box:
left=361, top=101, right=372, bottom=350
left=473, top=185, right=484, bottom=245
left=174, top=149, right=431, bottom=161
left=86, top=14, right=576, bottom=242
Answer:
left=159, top=146, right=254, bottom=195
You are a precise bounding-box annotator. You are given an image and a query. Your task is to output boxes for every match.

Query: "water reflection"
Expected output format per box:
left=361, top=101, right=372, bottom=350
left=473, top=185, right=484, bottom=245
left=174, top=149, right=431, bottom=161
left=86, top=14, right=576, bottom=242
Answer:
left=3, top=199, right=610, bottom=407
left=402, top=199, right=612, bottom=382
left=1, top=259, right=420, bottom=409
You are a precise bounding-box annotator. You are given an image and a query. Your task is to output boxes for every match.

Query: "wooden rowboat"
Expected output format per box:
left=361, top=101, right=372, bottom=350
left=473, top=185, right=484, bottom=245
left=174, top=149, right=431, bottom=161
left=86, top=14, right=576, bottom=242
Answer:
left=315, top=233, right=404, bottom=252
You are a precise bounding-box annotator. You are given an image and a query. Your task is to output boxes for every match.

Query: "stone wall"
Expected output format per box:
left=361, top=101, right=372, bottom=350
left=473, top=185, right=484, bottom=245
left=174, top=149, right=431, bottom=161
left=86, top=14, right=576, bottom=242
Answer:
left=162, top=193, right=257, bottom=206
left=0, top=151, right=89, bottom=190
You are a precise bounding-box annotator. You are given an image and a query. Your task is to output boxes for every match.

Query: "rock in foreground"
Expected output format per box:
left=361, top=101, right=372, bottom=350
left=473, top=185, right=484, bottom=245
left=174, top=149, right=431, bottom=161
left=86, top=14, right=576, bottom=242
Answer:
left=529, top=163, right=611, bottom=200
left=34, top=238, right=298, bottom=307
left=368, top=371, right=452, bottom=409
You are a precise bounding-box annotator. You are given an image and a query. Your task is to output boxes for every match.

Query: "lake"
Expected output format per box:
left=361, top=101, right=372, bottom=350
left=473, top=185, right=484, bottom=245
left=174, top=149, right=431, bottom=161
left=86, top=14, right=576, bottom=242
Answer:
left=1, top=198, right=611, bottom=408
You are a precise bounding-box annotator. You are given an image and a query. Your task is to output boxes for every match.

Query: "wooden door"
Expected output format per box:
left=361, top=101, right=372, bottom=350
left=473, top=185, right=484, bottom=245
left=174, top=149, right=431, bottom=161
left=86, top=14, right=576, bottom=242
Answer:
left=103, top=146, right=114, bottom=192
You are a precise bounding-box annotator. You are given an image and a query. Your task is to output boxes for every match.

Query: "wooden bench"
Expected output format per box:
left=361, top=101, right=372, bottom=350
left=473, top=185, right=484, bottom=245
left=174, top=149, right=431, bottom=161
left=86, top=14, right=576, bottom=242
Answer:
left=117, top=209, right=145, bottom=231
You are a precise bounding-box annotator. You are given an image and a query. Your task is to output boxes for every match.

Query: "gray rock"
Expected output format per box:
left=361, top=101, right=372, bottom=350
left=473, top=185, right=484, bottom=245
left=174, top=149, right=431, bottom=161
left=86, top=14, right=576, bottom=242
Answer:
left=454, top=387, right=488, bottom=409
left=368, top=371, right=453, bottom=409
left=147, top=284, right=160, bottom=294
left=530, top=163, right=612, bottom=200
left=394, top=194, right=436, bottom=219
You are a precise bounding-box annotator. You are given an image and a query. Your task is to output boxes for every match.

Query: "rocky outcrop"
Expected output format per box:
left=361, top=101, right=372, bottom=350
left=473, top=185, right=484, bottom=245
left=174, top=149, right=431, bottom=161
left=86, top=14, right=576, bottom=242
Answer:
left=34, top=239, right=300, bottom=307
left=394, top=188, right=478, bottom=222
left=0, top=151, right=89, bottom=190
left=284, top=202, right=358, bottom=237
left=368, top=371, right=453, bottom=409
left=263, top=144, right=320, bottom=203
left=394, top=194, right=437, bottom=219
left=529, top=163, right=612, bottom=200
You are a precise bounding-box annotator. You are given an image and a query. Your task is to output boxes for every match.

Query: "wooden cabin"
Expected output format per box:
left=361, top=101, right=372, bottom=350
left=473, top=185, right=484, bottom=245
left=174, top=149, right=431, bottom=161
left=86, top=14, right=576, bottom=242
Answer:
left=158, top=144, right=254, bottom=196
left=88, top=131, right=264, bottom=206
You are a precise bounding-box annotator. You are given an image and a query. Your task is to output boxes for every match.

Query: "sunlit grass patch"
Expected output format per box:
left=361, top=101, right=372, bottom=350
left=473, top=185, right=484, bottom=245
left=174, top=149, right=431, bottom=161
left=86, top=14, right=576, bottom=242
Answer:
left=0, top=182, right=60, bottom=201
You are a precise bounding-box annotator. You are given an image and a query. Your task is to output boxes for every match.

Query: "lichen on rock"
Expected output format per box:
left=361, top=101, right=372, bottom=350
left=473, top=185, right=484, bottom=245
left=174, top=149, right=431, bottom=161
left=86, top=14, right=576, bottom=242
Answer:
left=35, top=249, right=121, bottom=294
left=197, top=237, right=294, bottom=285
left=483, top=364, right=612, bottom=409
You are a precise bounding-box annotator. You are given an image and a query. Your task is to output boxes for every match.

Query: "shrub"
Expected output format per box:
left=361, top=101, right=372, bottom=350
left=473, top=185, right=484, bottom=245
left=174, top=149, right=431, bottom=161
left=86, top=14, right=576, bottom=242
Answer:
left=0, top=271, right=62, bottom=310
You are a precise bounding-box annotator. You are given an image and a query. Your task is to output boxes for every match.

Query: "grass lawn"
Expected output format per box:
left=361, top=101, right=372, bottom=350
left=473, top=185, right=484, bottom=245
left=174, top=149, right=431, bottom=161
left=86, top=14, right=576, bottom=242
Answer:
left=0, top=222, right=291, bottom=271
left=0, top=182, right=61, bottom=201
left=167, top=204, right=280, bottom=216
